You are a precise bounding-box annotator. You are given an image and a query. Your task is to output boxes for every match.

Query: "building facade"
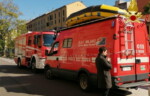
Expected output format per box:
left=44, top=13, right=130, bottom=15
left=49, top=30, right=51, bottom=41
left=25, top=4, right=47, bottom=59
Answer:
left=115, top=0, right=130, bottom=10
left=137, top=0, right=150, bottom=35
left=137, top=0, right=150, bottom=12
left=142, top=14, right=150, bottom=36
left=27, top=1, right=86, bottom=31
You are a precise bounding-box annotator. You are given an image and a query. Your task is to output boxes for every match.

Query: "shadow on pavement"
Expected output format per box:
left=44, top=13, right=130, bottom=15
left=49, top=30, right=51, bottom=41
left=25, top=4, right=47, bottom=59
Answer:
left=0, top=65, right=32, bottom=74
left=0, top=64, right=133, bottom=96
left=110, top=89, right=132, bottom=96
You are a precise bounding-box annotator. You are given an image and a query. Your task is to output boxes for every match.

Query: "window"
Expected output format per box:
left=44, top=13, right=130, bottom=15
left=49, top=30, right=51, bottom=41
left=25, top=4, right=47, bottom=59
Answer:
left=34, top=35, right=42, bottom=47
left=63, top=38, right=72, bottom=48
left=118, top=2, right=127, bottom=9
left=47, top=22, right=49, bottom=26
left=67, top=39, right=72, bottom=47
left=63, top=10, right=65, bottom=16
left=54, top=42, right=59, bottom=49
left=43, top=34, right=54, bottom=46
left=55, top=14, right=56, bottom=18
left=37, top=35, right=42, bottom=47
left=28, top=36, right=32, bottom=45
left=51, top=21, right=53, bottom=25
left=49, top=42, right=59, bottom=55
left=34, top=35, right=38, bottom=45
left=59, top=12, right=60, bottom=17
left=63, top=39, right=68, bottom=48
left=63, top=17, right=65, bottom=22
left=49, top=15, right=53, bottom=20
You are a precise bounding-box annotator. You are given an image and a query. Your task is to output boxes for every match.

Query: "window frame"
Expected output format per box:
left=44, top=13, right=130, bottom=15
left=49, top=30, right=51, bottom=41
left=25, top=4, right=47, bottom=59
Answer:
left=63, top=38, right=73, bottom=48
left=49, top=42, right=59, bottom=55
left=28, top=36, right=32, bottom=45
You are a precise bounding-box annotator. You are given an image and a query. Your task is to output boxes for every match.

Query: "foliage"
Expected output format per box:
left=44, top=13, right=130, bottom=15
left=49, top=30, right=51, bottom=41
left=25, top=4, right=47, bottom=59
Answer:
left=16, top=20, right=28, bottom=35
left=143, top=2, right=150, bottom=14
left=0, top=0, right=27, bottom=57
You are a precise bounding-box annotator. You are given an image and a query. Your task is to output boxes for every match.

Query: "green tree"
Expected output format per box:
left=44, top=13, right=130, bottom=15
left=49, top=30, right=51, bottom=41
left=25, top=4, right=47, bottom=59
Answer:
left=15, top=20, right=28, bottom=35
left=0, top=0, right=27, bottom=57
left=7, top=20, right=27, bottom=57
left=143, top=2, right=150, bottom=14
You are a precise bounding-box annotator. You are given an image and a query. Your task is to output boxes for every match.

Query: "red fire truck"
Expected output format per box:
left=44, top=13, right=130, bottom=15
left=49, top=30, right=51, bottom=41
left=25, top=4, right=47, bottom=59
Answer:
left=14, top=31, right=54, bottom=72
left=44, top=15, right=150, bottom=91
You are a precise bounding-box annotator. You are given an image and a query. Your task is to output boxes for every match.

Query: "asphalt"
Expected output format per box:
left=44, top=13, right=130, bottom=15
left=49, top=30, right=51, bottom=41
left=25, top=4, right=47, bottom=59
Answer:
left=0, top=57, right=149, bottom=96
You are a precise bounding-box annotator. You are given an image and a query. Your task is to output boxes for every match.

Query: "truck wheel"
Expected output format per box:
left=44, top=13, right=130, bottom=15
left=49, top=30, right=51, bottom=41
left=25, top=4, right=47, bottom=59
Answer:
left=17, top=59, right=22, bottom=69
left=45, top=67, right=54, bottom=80
left=31, top=60, right=37, bottom=73
left=79, top=73, right=91, bottom=91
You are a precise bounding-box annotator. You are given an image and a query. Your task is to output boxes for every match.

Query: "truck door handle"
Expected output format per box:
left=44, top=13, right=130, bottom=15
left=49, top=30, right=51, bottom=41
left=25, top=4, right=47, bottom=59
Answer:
left=56, top=57, right=59, bottom=61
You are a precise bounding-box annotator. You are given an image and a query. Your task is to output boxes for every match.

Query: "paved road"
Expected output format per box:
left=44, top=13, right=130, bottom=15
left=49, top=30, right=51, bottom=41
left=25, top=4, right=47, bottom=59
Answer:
left=0, top=57, right=149, bottom=96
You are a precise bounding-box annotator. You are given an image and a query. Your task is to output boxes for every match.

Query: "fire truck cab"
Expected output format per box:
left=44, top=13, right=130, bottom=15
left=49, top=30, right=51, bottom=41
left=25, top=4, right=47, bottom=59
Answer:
left=14, top=31, right=54, bottom=72
left=44, top=16, right=150, bottom=91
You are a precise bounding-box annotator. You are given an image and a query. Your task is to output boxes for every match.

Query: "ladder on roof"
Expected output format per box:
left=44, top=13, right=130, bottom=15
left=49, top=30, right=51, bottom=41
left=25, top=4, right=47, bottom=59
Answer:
left=124, top=22, right=135, bottom=56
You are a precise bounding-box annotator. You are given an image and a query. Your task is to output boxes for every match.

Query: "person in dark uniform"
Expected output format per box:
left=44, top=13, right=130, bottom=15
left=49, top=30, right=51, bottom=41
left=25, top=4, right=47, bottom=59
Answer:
left=95, top=46, right=112, bottom=96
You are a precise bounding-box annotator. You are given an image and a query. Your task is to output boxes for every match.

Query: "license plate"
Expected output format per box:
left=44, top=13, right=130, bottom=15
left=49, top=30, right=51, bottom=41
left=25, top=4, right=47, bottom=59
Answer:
left=122, top=67, right=131, bottom=71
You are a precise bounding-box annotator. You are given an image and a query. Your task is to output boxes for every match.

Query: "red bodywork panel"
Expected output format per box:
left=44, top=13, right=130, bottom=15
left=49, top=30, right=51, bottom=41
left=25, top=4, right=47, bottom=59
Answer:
left=45, top=17, right=150, bottom=88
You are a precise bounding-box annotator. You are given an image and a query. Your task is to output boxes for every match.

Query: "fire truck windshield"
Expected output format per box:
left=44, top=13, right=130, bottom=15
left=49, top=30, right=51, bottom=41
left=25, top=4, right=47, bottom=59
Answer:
left=43, top=34, right=54, bottom=47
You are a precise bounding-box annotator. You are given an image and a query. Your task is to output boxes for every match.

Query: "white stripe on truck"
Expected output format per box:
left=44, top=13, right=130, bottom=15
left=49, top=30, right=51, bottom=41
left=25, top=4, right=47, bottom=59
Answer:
left=26, top=46, right=40, bottom=51
left=118, top=57, right=149, bottom=64
left=47, top=56, right=149, bottom=64
left=47, top=56, right=63, bottom=60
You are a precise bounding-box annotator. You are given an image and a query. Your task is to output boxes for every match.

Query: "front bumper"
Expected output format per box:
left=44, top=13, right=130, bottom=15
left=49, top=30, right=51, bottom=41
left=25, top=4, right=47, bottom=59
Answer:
left=36, top=58, right=45, bottom=69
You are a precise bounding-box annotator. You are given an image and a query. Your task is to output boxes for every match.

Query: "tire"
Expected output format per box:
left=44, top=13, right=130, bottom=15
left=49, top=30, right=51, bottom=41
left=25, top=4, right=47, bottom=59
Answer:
left=17, top=59, right=22, bottom=69
left=31, top=59, right=38, bottom=73
left=45, top=67, right=54, bottom=80
left=79, top=73, right=91, bottom=91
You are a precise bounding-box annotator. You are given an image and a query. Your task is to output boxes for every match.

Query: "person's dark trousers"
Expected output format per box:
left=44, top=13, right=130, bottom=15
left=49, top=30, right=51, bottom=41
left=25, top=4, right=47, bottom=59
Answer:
left=101, top=88, right=110, bottom=96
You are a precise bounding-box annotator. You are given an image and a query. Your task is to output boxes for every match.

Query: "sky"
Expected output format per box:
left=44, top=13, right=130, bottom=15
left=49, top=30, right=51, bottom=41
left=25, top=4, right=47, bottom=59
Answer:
left=8, top=0, right=129, bottom=20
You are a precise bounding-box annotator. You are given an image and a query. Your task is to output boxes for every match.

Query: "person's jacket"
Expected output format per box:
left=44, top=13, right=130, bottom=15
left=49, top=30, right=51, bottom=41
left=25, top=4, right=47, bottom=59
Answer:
left=95, top=54, right=112, bottom=89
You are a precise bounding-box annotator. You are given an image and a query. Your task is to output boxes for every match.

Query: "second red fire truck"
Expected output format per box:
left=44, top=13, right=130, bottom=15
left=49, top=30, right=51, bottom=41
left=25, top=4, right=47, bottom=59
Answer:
left=14, top=31, right=54, bottom=72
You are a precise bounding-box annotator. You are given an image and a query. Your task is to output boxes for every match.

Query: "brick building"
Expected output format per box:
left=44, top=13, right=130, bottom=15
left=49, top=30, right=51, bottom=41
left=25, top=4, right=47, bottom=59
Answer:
left=137, top=0, right=150, bottom=12
left=27, top=1, right=86, bottom=31
left=137, top=0, right=150, bottom=34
